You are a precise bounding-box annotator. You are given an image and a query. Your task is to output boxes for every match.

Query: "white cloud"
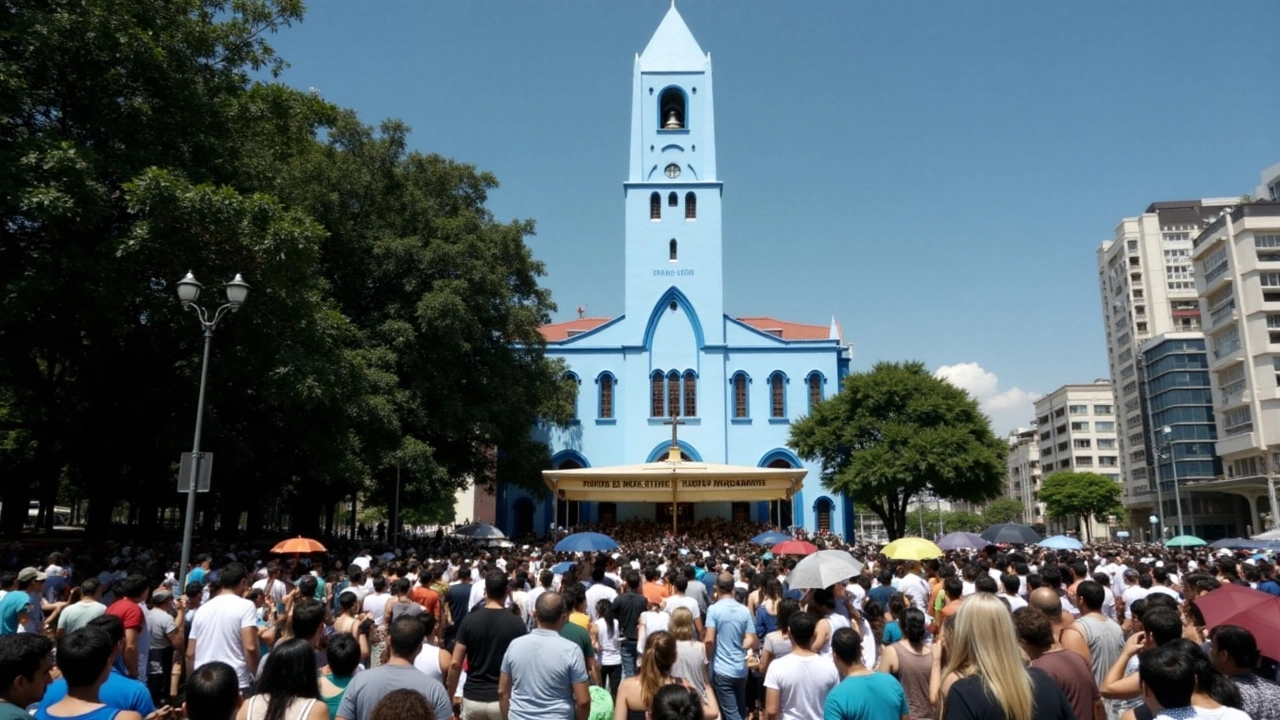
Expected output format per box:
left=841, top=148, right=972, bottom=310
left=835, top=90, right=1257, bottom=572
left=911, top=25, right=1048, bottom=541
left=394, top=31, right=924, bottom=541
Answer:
left=935, top=362, right=1041, bottom=435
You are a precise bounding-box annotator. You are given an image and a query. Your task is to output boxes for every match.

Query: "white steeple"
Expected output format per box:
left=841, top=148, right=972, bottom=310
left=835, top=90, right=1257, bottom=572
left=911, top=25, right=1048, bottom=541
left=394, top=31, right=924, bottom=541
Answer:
left=639, top=4, right=707, bottom=71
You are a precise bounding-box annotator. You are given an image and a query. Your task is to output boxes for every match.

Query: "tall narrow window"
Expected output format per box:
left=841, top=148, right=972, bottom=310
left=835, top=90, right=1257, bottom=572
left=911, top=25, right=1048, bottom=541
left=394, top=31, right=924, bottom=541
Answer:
left=599, top=373, right=614, bottom=419
left=682, top=371, right=697, bottom=418
left=650, top=192, right=661, bottom=220
left=669, top=239, right=677, bottom=261
left=659, top=87, right=686, bottom=129
left=565, top=372, right=580, bottom=419
left=667, top=371, right=680, bottom=416
left=808, top=373, right=822, bottom=411
left=733, top=373, right=748, bottom=418
left=668, top=191, right=678, bottom=207
left=815, top=497, right=833, bottom=533
left=651, top=371, right=665, bottom=417
left=770, top=372, right=786, bottom=418
left=685, top=192, right=696, bottom=219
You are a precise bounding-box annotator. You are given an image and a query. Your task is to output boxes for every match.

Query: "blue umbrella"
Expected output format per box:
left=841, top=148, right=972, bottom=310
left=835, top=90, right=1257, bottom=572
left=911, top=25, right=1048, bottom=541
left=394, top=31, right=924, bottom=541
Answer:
left=937, top=532, right=986, bottom=551
left=751, top=531, right=792, bottom=546
left=554, top=532, right=619, bottom=553
left=551, top=561, right=575, bottom=574
left=1209, top=538, right=1268, bottom=550
left=1040, top=535, right=1084, bottom=550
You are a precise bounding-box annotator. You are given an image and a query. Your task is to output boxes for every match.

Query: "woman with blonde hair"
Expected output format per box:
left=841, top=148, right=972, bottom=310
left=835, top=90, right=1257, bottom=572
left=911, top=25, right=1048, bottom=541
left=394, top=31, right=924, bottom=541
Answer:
left=613, top=631, right=718, bottom=720
left=935, top=593, right=1072, bottom=720
left=666, top=608, right=710, bottom=704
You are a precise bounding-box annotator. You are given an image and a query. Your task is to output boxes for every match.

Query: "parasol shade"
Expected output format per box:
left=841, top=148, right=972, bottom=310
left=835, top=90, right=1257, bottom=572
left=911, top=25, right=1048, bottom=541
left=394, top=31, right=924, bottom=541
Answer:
left=1193, top=584, right=1280, bottom=661
left=270, top=537, right=327, bottom=554
left=787, top=550, right=864, bottom=590
left=1165, top=535, right=1206, bottom=547
left=555, top=532, right=619, bottom=553
left=1039, top=535, right=1084, bottom=550
left=936, top=532, right=986, bottom=551
left=771, top=539, right=818, bottom=556
left=751, top=531, right=793, bottom=546
left=981, top=523, right=1041, bottom=545
left=452, top=523, right=506, bottom=539
left=881, top=537, right=943, bottom=561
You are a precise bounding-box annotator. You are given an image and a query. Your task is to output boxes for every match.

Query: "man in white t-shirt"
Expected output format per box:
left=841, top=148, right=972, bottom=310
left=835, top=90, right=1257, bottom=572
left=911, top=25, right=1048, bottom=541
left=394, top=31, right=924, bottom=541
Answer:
left=351, top=550, right=372, bottom=571
left=187, top=562, right=260, bottom=693
left=763, top=611, right=839, bottom=720
left=362, top=577, right=392, bottom=626
left=250, top=565, right=288, bottom=611
left=584, top=568, right=618, bottom=621
left=897, top=562, right=931, bottom=611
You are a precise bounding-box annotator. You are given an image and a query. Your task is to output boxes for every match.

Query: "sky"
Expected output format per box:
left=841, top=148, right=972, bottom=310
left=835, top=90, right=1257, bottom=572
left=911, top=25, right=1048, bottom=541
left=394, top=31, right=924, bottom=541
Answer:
left=263, top=1, right=1280, bottom=435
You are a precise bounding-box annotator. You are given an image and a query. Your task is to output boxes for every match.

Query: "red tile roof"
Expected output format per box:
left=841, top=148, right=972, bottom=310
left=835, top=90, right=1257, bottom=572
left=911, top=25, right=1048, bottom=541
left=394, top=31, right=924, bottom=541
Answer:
left=736, top=316, right=835, bottom=341
left=539, top=317, right=613, bottom=342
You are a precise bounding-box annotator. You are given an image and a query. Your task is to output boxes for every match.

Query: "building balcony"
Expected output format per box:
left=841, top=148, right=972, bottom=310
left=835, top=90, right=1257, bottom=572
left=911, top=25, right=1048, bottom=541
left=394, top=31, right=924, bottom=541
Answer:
left=1209, top=345, right=1245, bottom=371
left=1215, top=431, right=1258, bottom=459
left=1201, top=267, right=1232, bottom=296
left=1208, top=302, right=1237, bottom=329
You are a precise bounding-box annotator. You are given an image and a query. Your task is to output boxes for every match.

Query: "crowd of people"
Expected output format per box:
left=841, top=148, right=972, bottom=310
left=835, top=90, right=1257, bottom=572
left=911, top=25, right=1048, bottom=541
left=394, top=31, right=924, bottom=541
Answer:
left=0, top=519, right=1279, bottom=720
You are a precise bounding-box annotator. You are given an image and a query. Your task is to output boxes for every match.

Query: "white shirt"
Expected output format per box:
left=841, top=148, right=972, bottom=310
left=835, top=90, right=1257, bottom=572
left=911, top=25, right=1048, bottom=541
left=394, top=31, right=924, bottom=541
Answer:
left=362, top=592, right=391, bottom=626
left=763, top=653, right=840, bottom=720
left=662, top=595, right=699, bottom=619
left=351, top=555, right=371, bottom=570
left=1148, top=585, right=1181, bottom=602
left=1155, top=707, right=1251, bottom=720
left=1121, top=586, right=1149, bottom=620
left=898, top=573, right=931, bottom=611
left=1003, top=593, right=1028, bottom=612
left=585, top=583, right=618, bottom=621
left=190, top=593, right=259, bottom=689
left=594, top=618, right=622, bottom=666
left=251, top=578, right=287, bottom=608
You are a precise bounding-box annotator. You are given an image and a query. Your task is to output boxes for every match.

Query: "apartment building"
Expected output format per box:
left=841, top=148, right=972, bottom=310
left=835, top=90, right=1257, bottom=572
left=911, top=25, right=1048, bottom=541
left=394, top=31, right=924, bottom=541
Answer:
left=1006, top=428, right=1042, bottom=524
left=1034, top=381, right=1121, bottom=538
left=1097, top=199, right=1236, bottom=530
left=1189, top=193, right=1280, bottom=536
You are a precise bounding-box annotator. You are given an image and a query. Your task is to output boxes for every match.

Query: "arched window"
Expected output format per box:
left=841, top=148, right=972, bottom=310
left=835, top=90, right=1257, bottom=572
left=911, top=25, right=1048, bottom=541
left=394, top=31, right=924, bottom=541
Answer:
left=682, top=371, right=697, bottom=418
left=770, top=372, right=786, bottom=418
left=669, top=239, right=677, bottom=261
left=732, top=373, right=749, bottom=419
left=685, top=192, right=696, bottom=220
left=815, top=497, right=833, bottom=533
left=650, top=192, right=661, bottom=220
left=668, top=191, right=678, bottom=207
left=598, top=373, right=615, bottom=420
left=651, top=371, right=665, bottom=418
left=807, top=372, right=823, bottom=411
left=659, top=87, right=686, bottom=130
left=565, top=372, right=580, bottom=419
left=667, top=370, right=680, bottom=417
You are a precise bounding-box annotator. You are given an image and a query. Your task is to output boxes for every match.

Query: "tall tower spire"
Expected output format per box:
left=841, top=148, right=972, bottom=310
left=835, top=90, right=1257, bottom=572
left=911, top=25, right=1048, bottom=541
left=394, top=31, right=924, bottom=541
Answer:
left=624, top=6, right=723, bottom=345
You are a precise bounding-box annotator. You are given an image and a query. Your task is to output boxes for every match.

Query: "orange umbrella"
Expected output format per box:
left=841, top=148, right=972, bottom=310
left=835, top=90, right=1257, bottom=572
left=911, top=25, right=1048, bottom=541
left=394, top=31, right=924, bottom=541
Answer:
left=772, top=539, right=818, bottom=556
left=270, top=537, right=327, bottom=554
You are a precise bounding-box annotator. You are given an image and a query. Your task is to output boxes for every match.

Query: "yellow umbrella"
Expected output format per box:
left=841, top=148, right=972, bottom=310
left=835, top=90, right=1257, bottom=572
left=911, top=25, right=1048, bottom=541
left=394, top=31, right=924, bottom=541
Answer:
left=881, top=537, right=943, bottom=561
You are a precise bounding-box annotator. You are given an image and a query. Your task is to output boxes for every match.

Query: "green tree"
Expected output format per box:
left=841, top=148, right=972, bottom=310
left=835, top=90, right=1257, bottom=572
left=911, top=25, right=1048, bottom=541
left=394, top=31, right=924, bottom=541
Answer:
left=914, top=508, right=985, bottom=536
left=983, top=498, right=1026, bottom=525
left=1037, top=471, right=1123, bottom=541
left=789, top=361, right=1007, bottom=540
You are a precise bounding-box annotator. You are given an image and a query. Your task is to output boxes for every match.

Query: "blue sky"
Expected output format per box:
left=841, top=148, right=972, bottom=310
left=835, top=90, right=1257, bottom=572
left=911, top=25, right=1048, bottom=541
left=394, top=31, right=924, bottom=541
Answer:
left=264, top=1, right=1280, bottom=433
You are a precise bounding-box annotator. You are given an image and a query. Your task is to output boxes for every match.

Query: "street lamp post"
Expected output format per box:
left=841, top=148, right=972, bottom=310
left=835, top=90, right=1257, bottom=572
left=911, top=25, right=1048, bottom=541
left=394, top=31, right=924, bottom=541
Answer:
left=1161, top=426, right=1186, bottom=537
left=175, top=271, right=249, bottom=588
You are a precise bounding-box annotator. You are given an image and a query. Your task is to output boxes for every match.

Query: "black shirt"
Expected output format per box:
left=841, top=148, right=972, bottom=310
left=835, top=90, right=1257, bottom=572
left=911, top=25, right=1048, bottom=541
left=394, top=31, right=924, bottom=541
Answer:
left=612, top=590, right=648, bottom=641
left=444, top=583, right=473, bottom=640
left=942, top=668, right=1074, bottom=720
left=455, top=607, right=527, bottom=702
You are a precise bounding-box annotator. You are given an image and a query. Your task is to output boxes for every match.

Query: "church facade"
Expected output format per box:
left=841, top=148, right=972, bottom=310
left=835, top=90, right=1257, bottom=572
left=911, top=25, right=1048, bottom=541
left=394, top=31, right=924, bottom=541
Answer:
left=495, top=6, right=853, bottom=537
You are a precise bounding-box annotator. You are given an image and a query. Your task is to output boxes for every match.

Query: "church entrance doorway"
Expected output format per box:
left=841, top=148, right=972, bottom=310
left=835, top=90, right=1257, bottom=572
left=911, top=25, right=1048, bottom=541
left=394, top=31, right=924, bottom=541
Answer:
left=656, top=502, right=694, bottom=528
left=513, top=498, right=534, bottom=538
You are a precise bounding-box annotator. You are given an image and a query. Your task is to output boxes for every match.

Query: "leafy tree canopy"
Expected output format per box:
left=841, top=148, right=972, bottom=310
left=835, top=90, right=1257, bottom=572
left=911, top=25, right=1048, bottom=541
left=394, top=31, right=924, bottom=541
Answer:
left=983, top=497, right=1027, bottom=525
left=789, top=361, right=1006, bottom=540
left=1037, top=471, right=1124, bottom=541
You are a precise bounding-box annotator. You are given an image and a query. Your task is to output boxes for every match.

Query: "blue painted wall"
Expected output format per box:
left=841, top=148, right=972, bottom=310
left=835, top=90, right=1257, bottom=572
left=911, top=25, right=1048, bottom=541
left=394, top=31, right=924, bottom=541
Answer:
left=500, top=7, right=852, bottom=538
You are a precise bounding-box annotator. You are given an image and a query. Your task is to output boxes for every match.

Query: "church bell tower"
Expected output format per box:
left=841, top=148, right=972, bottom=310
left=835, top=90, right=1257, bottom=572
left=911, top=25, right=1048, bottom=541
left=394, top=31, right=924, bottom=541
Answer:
left=624, top=5, right=724, bottom=346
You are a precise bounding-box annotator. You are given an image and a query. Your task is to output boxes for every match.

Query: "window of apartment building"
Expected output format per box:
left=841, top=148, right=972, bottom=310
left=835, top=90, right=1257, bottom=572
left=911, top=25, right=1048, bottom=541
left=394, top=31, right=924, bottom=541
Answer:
left=1163, top=232, right=1190, bottom=243
left=1037, top=415, right=1049, bottom=426
left=1274, top=357, right=1280, bottom=387
left=1069, top=405, right=1088, bottom=415
left=1255, top=234, right=1280, bottom=248
left=1097, top=438, right=1116, bottom=449
left=1213, top=324, right=1241, bottom=358
left=1133, top=289, right=1143, bottom=299
left=1073, top=439, right=1091, bottom=449
left=1076, top=456, right=1094, bottom=466
left=1054, top=407, right=1065, bottom=418
left=1099, top=456, right=1118, bottom=467
left=1202, top=247, right=1229, bottom=284
left=1218, top=364, right=1246, bottom=397
left=1223, top=407, right=1253, bottom=437
left=1070, top=421, right=1089, bottom=432
left=1127, top=240, right=1138, bottom=252
left=1057, top=441, right=1069, bottom=452
left=1093, top=405, right=1112, bottom=415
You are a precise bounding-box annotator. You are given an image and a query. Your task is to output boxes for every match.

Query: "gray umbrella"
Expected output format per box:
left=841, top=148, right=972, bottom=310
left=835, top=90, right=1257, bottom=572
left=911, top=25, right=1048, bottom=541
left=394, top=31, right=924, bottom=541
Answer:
left=980, top=523, right=1041, bottom=545
left=451, top=523, right=506, bottom=539
left=786, top=550, right=864, bottom=590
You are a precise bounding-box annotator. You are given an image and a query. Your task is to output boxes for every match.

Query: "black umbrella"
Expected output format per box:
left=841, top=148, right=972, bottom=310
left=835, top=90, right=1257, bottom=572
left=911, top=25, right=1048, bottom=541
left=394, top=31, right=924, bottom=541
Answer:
left=981, top=523, right=1042, bottom=545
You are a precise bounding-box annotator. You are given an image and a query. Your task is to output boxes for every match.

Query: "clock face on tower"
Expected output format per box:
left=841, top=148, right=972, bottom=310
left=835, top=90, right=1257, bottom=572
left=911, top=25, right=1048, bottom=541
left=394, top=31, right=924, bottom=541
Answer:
left=665, top=163, right=681, bottom=179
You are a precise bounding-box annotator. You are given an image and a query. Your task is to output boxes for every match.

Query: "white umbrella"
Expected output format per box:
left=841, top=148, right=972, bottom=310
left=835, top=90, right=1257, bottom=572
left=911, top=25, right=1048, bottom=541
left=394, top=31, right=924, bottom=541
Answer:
left=1253, top=529, right=1280, bottom=540
left=787, top=550, right=864, bottom=590
left=452, top=523, right=506, bottom=539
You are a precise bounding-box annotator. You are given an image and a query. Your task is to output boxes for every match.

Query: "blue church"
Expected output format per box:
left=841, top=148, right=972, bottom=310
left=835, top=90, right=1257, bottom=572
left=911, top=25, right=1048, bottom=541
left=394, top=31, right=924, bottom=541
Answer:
left=496, top=6, right=852, bottom=538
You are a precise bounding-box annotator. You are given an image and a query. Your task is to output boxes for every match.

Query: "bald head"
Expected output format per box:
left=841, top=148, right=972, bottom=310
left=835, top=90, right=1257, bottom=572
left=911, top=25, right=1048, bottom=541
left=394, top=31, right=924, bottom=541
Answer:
left=535, top=591, right=565, bottom=627
left=1028, top=587, right=1063, bottom=617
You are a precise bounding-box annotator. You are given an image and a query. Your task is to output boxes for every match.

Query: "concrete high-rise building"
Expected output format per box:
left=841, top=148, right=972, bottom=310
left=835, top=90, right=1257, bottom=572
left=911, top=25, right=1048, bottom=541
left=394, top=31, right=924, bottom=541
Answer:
left=1189, top=189, right=1280, bottom=536
left=1097, top=199, right=1237, bottom=529
left=1034, top=381, right=1121, bottom=538
left=1006, top=428, right=1041, bottom=524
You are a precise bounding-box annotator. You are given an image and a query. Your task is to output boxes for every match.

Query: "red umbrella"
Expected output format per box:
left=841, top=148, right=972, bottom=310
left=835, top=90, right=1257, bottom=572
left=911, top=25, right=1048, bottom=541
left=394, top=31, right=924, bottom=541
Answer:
left=772, top=539, right=818, bottom=556
left=1193, top=583, right=1280, bottom=661
left=270, top=537, right=327, bottom=554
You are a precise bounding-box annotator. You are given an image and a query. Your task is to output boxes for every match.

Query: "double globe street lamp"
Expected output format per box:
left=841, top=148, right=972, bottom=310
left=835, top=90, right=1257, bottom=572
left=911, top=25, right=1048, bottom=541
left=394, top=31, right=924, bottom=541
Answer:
left=175, top=271, right=249, bottom=588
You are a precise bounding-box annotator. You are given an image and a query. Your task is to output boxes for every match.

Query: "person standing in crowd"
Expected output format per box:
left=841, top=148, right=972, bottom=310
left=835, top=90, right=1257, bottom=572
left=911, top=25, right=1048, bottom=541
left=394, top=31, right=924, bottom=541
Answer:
left=1071, top=581, right=1123, bottom=718
left=34, top=628, right=145, bottom=720
left=1209, top=625, right=1280, bottom=720
left=1138, top=643, right=1250, bottom=720
left=370, top=690, right=435, bottom=720
left=448, top=572, right=527, bottom=720
left=761, top=612, right=838, bottom=720
left=593, top=599, right=624, bottom=698
left=825, top=627, right=909, bottom=720
left=106, top=575, right=151, bottom=682
left=442, top=569, right=474, bottom=650
left=57, top=579, right=106, bottom=639
left=614, top=631, right=717, bottom=720
left=937, top=593, right=1073, bottom=720
left=38, top=615, right=156, bottom=718
left=1028, top=587, right=1090, bottom=668
left=336, top=615, right=453, bottom=720
left=0, top=634, right=54, bottom=720
left=183, top=661, right=242, bottom=720
left=188, top=563, right=260, bottom=696
left=498, top=592, right=591, bottom=720
left=704, top=573, right=755, bottom=720
left=876, top=607, right=934, bottom=720
left=187, top=556, right=212, bottom=590
left=145, top=589, right=184, bottom=707
left=320, top=634, right=360, bottom=720
left=611, top=571, right=648, bottom=679
left=1011, top=607, right=1103, bottom=720
left=237, top=638, right=327, bottom=720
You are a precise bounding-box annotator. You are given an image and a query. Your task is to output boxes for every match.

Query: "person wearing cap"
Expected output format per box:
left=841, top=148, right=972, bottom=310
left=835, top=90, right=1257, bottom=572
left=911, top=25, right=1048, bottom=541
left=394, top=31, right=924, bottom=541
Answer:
left=2, top=569, right=51, bottom=636
left=147, top=589, right=185, bottom=707
left=0, top=576, right=32, bottom=636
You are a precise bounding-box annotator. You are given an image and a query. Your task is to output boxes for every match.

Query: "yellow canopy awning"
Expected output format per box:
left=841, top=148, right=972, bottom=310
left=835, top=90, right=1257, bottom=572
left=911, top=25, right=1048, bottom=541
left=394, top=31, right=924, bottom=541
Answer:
left=542, top=452, right=807, bottom=503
